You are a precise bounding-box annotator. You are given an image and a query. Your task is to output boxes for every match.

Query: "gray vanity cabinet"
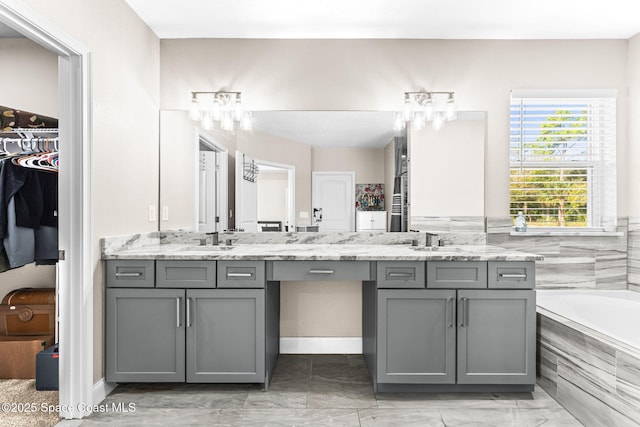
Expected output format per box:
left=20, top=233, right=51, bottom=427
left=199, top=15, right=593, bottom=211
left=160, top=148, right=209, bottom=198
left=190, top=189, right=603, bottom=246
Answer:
left=456, top=289, right=536, bottom=384
left=186, top=289, right=265, bottom=383
left=106, top=288, right=185, bottom=382
left=105, top=259, right=273, bottom=385
left=367, top=260, right=536, bottom=391
left=376, top=289, right=456, bottom=384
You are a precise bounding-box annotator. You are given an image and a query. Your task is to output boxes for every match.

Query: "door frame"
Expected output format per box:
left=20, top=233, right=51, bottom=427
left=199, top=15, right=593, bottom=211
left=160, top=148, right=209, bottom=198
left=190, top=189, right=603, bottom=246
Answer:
left=0, top=0, right=93, bottom=419
left=312, top=171, right=356, bottom=232
left=255, top=159, right=296, bottom=231
left=194, top=128, right=228, bottom=232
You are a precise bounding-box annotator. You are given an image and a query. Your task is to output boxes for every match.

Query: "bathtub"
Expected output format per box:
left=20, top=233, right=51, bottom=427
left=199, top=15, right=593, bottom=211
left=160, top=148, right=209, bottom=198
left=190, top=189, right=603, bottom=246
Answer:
left=536, top=289, right=640, bottom=427
left=537, top=289, right=640, bottom=350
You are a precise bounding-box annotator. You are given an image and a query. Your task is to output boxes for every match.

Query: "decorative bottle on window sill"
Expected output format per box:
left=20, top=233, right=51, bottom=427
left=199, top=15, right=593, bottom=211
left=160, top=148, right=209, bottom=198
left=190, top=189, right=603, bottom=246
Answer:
left=515, top=211, right=527, bottom=232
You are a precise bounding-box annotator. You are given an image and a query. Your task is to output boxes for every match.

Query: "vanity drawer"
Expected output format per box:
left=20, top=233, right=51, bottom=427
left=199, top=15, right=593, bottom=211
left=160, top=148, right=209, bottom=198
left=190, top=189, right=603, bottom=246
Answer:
left=217, top=261, right=265, bottom=288
left=156, top=260, right=216, bottom=288
left=426, top=261, right=487, bottom=289
left=270, top=261, right=371, bottom=281
left=488, top=261, right=535, bottom=289
left=376, top=262, right=425, bottom=288
left=106, top=260, right=155, bottom=288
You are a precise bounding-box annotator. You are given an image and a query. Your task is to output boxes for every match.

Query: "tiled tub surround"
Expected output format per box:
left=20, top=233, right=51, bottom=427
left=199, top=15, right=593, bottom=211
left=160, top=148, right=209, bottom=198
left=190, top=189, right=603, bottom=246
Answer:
left=628, top=218, right=640, bottom=292
left=487, top=217, right=628, bottom=290
left=536, top=291, right=640, bottom=426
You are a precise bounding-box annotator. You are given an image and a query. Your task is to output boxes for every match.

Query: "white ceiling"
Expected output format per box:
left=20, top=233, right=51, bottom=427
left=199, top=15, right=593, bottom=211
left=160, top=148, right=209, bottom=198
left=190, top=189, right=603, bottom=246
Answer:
left=125, top=0, right=640, bottom=40
left=251, top=111, right=397, bottom=148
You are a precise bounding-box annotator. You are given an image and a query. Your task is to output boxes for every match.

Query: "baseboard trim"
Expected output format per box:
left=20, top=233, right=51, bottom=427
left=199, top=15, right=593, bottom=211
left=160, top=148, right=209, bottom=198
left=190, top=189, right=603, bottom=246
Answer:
left=280, top=337, right=362, bottom=354
left=93, top=378, right=117, bottom=404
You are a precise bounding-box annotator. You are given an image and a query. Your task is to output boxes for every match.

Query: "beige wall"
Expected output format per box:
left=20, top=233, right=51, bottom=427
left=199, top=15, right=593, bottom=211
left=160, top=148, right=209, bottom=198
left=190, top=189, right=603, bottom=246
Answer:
left=0, top=37, right=58, bottom=301
left=311, top=147, right=385, bottom=184
left=628, top=33, right=640, bottom=216
left=160, top=39, right=629, bottom=218
left=409, top=116, right=486, bottom=217
left=22, top=0, right=161, bottom=382
left=257, top=172, right=288, bottom=226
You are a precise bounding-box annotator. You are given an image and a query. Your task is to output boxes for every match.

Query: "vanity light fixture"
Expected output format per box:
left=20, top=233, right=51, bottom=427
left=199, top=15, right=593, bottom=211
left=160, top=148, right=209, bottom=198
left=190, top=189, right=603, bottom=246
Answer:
left=189, top=91, right=252, bottom=131
left=396, top=91, right=457, bottom=131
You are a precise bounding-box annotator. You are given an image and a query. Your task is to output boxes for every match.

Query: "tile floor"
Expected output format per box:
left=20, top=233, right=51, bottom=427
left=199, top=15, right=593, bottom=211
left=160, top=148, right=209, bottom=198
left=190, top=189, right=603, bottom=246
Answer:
left=57, top=355, right=582, bottom=426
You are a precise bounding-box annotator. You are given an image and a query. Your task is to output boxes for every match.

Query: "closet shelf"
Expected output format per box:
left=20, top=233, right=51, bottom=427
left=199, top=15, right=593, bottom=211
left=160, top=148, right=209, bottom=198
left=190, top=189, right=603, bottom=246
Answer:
left=0, top=128, right=59, bottom=138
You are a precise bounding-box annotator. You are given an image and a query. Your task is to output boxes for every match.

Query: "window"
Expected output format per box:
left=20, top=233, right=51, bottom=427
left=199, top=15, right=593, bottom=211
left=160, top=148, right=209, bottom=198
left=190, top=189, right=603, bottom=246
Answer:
left=509, top=90, right=616, bottom=230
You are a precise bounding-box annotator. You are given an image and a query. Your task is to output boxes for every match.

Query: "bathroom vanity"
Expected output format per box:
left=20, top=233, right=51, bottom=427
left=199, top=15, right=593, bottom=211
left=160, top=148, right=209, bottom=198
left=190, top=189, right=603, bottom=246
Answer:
left=102, top=238, right=541, bottom=392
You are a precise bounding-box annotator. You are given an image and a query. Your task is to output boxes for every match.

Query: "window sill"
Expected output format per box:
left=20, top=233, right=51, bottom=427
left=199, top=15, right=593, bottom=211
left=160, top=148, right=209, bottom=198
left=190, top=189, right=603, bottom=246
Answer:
left=510, top=230, right=623, bottom=237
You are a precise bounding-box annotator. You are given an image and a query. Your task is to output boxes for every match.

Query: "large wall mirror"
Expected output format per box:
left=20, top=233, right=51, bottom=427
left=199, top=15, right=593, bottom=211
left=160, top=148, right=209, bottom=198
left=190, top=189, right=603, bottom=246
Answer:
left=158, top=110, right=486, bottom=232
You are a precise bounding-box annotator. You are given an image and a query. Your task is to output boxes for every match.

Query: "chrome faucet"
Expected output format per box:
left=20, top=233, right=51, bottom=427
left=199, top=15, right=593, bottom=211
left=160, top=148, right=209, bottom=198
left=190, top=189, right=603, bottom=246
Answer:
left=206, top=232, right=219, bottom=246
left=425, top=232, right=438, bottom=247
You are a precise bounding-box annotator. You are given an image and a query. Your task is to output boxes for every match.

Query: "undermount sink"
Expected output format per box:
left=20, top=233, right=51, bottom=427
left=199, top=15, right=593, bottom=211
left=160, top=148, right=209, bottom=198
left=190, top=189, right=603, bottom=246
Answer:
left=410, top=246, right=463, bottom=252
left=183, top=245, right=235, bottom=251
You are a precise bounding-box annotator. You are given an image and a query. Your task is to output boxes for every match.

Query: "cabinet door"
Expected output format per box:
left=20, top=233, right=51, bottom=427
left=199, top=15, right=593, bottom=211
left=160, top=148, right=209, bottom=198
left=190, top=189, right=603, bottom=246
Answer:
left=186, top=289, right=265, bottom=383
left=457, top=290, right=536, bottom=384
left=356, top=212, right=372, bottom=231
left=377, top=289, right=456, bottom=384
left=370, top=211, right=387, bottom=231
left=106, top=288, right=185, bottom=382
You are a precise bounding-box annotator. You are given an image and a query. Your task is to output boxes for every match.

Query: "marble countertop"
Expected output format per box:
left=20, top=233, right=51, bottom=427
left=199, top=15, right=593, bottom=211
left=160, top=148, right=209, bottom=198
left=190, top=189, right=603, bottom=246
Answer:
left=102, top=243, right=543, bottom=262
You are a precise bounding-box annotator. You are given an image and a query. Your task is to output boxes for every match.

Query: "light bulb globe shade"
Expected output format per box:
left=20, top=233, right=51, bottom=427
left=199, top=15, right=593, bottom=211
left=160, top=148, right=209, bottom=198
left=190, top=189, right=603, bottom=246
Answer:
left=221, top=112, right=234, bottom=131
left=403, top=96, right=412, bottom=121
left=412, top=111, right=426, bottom=130
left=432, top=112, right=445, bottom=130
left=393, top=112, right=406, bottom=131
left=424, top=100, right=434, bottom=121
left=212, top=100, right=222, bottom=121
left=445, top=99, right=457, bottom=121
left=201, top=113, right=214, bottom=130
left=234, top=98, right=243, bottom=121
left=189, top=97, right=201, bottom=121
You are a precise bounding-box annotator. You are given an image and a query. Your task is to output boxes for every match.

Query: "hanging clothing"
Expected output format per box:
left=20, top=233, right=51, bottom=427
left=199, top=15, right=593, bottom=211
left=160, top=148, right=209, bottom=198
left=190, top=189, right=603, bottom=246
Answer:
left=0, top=138, right=59, bottom=272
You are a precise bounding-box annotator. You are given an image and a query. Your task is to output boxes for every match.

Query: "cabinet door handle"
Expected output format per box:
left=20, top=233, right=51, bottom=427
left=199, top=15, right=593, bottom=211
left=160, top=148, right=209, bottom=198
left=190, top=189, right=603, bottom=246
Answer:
left=459, top=298, right=467, bottom=327
left=308, top=269, right=334, bottom=274
left=447, top=298, right=454, bottom=327
left=115, top=272, right=142, bottom=278
left=227, top=272, right=253, bottom=278
left=499, top=273, right=527, bottom=279
left=176, top=297, right=181, bottom=328
left=388, top=272, right=413, bottom=278
left=186, top=298, right=191, bottom=328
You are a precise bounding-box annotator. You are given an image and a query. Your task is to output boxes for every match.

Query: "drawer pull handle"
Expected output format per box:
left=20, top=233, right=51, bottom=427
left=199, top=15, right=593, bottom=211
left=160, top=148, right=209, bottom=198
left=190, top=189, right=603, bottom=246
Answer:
left=308, top=269, right=335, bottom=274
left=115, top=272, right=143, bottom=278
left=388, top=272, right=413, bottom=278
left=227, top=272, right=253, bottom=278
left=499, top=273, right=527, bottom=279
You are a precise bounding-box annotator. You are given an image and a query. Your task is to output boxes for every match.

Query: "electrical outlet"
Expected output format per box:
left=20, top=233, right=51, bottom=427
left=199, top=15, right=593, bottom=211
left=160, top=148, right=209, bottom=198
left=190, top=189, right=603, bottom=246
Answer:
left=162, top=206, right=169, bottom=221
left=299, top=211, right=309, bottom=219
left=148, top=205, right=157, bottom=222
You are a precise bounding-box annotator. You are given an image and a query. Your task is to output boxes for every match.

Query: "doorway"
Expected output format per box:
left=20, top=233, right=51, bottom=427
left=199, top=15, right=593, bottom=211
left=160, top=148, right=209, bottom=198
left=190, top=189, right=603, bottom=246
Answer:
left=312, top=171, right=355, bottom=232
left=196, top=131, right=228, bottom=232
left=0, top=2, right=92, bottom=419
left=256, top=160, right=295, bottom=232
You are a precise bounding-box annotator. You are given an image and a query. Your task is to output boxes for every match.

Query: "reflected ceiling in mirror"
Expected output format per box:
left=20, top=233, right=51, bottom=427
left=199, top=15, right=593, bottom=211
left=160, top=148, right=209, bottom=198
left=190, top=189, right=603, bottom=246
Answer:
left=251, top=110, right=397, bottom=148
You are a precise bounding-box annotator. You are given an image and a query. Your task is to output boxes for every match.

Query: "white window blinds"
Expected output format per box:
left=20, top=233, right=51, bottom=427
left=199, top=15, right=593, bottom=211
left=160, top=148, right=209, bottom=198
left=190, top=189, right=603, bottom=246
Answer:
left=509, top=90, right=616, bottom=230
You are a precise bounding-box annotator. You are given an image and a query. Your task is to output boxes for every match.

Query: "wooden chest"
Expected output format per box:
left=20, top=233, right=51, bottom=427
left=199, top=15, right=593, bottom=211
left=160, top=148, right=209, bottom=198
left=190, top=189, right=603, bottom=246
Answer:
left=0, top=288, right=56, bottom=336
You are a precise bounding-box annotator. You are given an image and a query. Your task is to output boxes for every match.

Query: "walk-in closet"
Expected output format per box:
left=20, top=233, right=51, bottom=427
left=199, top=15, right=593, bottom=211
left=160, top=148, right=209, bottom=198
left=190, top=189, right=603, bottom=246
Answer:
left=0, top=32, right=61, bottom=427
